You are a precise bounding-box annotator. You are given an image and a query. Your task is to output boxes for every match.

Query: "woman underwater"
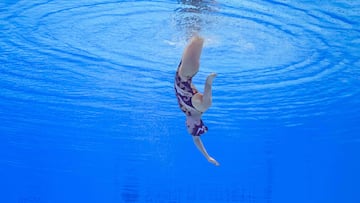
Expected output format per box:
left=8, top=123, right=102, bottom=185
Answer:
left=174, top=36, right=219, bottom=166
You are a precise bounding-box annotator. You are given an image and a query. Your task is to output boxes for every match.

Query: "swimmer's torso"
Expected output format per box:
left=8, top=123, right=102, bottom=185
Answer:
left=174, top=64, right=200, bottom=116
left=174, top=62, right=208, bottom=136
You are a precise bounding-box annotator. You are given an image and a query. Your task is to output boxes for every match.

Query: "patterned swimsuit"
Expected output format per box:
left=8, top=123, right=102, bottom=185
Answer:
left=174, top=62, right=208, bottom=136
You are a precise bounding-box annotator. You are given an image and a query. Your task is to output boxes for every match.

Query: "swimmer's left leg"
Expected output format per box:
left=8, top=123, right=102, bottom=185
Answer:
left=203, top=72, right=217, bottom=107
left=192, top=73, right=217, bottom=112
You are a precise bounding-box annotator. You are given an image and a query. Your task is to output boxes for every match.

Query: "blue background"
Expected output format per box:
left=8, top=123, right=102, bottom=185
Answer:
left=1, top=0, right=360, bottom=202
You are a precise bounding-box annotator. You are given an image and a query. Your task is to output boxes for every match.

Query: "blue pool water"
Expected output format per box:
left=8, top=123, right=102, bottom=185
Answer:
left=1, top=0, right=360, bottom=202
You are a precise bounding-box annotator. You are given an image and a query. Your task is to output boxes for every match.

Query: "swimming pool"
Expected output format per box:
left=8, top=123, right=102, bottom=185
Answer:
left=1, top=0, right=359, bottom=202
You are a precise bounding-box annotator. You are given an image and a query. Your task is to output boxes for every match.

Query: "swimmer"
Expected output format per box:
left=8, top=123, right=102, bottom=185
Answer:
left=174, top=35, right=219, bottom=166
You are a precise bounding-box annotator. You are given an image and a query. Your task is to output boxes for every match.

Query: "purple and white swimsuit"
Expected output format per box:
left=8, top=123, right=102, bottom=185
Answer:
left=174, top=62, right=208, bottom=136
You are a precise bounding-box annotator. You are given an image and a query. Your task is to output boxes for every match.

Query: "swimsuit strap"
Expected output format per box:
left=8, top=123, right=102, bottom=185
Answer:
left=191, top=119, right=208, bottom=136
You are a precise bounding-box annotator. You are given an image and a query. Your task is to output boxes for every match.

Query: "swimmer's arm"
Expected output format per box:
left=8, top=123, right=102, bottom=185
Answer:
left=192, top=136, right=220, bottom=166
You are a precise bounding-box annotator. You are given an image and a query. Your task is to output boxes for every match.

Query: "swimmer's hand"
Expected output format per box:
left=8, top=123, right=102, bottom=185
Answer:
left=208, top=157, right=220, bottom=166
left=192, top=136, right=220, bottom=166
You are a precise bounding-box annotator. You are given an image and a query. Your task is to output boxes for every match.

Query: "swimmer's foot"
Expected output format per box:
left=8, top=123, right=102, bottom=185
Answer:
left=206, top=73, right=217, bottom=85
left=190, top=35, right=204, bottom=45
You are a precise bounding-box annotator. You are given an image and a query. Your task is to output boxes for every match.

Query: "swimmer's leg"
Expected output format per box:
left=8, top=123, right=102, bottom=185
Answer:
left=179, top=36, right=204, bottom=78
left=192, top=73, right=217, bottom=112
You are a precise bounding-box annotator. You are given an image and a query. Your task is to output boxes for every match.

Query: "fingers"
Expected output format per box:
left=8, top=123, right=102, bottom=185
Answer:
left=208, top=157, right=220, bottom=166
left=211, top=160, right=220, bottom=166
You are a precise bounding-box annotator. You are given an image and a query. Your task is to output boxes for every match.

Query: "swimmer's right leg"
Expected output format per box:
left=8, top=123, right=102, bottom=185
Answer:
left=179, top=36, right=204, bottom=79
